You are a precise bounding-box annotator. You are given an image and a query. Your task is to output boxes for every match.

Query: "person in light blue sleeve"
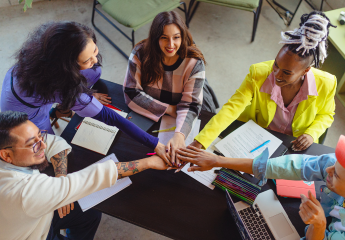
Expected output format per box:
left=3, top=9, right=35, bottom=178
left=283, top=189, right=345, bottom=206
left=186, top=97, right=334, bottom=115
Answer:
left=176, top=136, right=345, bottom=240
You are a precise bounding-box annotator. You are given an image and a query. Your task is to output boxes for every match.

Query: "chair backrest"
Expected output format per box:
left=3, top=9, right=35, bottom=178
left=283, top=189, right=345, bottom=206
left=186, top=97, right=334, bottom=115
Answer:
left=196, top=0, right=260, bottom=11
left=319, top=128, right=328, bottom=145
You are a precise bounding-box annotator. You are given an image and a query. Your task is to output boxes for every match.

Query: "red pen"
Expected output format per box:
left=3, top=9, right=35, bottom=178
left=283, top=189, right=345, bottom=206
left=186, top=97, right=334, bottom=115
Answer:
left=146, top=152, right=157, bottom=156
left=106, top=104, right=123, bottom=112
left=146, top=149, right=169, bottom=155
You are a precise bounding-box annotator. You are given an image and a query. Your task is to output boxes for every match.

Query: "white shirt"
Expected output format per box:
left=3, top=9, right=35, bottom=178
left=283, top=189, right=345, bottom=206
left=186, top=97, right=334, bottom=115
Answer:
left=0, top=134, right=118, bottom=240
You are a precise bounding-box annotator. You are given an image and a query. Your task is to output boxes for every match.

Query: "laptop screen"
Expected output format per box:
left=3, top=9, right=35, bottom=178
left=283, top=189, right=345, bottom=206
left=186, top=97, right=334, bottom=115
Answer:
left=225, top=190, right=252, bottom=240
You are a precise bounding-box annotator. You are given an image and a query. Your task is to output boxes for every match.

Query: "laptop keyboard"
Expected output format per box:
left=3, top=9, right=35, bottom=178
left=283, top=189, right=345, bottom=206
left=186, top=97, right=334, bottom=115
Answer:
left=238, top=204, right=275, bottom=240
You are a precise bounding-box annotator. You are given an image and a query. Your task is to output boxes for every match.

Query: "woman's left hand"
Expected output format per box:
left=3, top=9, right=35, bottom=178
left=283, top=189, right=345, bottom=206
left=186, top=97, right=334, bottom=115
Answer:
left=93, top=93, right=112, bottom=105
left=291, top=134, right=314, bottom=151
left=154, top=142, right=172, bottom=167
left=166, top=133, right=185, bottom=167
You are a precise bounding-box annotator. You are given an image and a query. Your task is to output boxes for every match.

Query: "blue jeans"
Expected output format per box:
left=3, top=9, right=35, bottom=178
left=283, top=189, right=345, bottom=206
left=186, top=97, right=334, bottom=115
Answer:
left=46, top=202, right=101, bottom=240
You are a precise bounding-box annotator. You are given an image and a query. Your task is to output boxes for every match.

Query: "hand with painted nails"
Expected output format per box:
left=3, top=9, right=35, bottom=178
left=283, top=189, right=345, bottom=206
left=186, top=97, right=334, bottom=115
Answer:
left=291, top=134, right=313, bottom=151
left=176, top=146, right=219, bottom=172
left=170, top=140, right=204, bottom=173
left=154, top=142, right=172, bottom=167
left=166, top=132, right=186, bottom=167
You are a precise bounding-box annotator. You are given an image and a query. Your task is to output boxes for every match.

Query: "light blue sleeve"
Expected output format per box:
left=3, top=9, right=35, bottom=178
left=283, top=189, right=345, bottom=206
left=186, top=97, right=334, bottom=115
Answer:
left=252, top=148, right=336, bottom=186
left=326, top=230, right=345, bottom=240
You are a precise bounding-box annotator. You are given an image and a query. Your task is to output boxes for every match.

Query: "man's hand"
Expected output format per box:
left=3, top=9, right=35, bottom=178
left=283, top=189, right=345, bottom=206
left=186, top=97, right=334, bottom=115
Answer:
left=300, top=191, right=326, bottom=240
left=176, top=146, right=219, bottom=172
left=92, top=93, right=112, bottom=105
left=116, top=156, right=176, bottom=179
left=292, top=134, right=313, bottom=151
left=166, top=133, right=185, bottom=167
left=147, top=155, right=176, bottom=171
left=58, top=202, right=74, bottom=218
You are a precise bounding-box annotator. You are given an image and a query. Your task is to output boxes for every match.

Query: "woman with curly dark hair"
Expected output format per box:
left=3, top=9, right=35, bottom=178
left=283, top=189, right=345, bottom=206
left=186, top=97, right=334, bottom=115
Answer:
left=123, top=11, right=217, bottom=167
left=1, top=21, right=169, bottom=164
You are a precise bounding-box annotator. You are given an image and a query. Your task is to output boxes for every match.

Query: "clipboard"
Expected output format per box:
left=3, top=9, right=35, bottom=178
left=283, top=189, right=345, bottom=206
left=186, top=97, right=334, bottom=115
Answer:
left=126, top=111, right=155, bottom=132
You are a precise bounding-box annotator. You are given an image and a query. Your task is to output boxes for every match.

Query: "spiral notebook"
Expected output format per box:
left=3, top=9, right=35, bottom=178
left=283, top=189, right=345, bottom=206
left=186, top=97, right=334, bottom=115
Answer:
left=71, top=111, right=128, bottom=155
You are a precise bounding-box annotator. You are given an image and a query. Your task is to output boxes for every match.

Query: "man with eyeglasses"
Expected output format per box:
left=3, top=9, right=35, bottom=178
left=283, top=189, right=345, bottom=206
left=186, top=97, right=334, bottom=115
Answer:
left=0, top=110, right=172, bottom=240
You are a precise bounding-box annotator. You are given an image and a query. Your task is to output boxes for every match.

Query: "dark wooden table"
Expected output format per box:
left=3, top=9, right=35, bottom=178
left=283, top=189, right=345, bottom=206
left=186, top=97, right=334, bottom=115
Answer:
left=47, top=80, right=335, bottom=240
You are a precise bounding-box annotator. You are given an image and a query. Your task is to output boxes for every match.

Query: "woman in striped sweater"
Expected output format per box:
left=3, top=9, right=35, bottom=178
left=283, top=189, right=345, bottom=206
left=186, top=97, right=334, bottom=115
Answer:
left=124, top=11, right=207, bottom=167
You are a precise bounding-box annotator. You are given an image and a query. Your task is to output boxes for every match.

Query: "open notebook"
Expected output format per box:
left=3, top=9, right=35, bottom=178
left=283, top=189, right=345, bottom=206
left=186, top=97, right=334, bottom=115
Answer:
left=78, top=153, right=132, bottom=212
left=71, top=110, right=127, bottom=155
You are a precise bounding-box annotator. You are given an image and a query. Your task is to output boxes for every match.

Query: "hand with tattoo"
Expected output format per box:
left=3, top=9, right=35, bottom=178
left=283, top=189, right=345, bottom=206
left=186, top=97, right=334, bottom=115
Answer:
left=51, top=149, right=74, bottom=218
left=116, top=155, right=176, bottom=179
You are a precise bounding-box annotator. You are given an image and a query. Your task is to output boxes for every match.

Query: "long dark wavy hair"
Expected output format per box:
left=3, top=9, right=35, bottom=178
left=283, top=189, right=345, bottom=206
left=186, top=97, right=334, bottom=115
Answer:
left=136, top=11, right=206, bottom=88
left=13, top=21, right=102, bottom=110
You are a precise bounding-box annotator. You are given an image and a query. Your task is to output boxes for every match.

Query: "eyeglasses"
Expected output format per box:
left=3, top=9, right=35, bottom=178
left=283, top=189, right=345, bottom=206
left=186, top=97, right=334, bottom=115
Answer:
left=3, top=130, right=48, bottom=154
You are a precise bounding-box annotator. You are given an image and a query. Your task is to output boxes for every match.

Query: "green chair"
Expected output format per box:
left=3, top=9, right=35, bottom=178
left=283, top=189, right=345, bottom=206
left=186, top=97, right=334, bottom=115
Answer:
left=91, top=0, right=188, bottom=59
left=187, top=0, right=263, bottom=42
left=319, top=128, right=328, bottom=145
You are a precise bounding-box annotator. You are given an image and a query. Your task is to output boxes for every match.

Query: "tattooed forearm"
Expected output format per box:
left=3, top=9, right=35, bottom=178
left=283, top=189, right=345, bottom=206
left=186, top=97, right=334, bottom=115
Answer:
left=116, top=161, right=147, bottom=179
left=51, top=149, right=68, bottom=176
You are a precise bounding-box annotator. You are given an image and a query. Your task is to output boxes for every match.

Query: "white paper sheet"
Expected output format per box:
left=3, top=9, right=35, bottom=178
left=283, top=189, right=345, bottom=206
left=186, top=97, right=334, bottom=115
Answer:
left=181, top=137, right=222, bottom=190
left=158, top=115, right=200, bottom=146
left=78, top=154, right=132, bottom=212
left=215, top=120, right=282, bottom=159
left=158, top=116, right=220, bottom=190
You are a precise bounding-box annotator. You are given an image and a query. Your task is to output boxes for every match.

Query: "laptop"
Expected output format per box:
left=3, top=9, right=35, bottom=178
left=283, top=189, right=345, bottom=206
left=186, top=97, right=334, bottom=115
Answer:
left=225, top=189, right=300, bottom=240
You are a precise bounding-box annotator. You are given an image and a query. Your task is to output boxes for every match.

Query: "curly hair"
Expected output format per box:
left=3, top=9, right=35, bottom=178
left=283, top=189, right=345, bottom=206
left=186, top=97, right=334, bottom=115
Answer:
left=13, top=21, right=102, bottom=110
left=280, top=11, right=336, bottom=68
left=135, top=11, right=206, bottom=88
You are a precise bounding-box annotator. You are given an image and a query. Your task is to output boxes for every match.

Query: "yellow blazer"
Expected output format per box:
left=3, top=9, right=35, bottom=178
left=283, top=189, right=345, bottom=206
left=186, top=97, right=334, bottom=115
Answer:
left=195, top=60, right=337, bottom=149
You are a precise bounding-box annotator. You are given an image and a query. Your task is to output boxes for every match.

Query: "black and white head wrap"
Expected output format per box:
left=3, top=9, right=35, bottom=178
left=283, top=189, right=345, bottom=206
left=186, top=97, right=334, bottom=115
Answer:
left=279, top=11, right=336, bottom=68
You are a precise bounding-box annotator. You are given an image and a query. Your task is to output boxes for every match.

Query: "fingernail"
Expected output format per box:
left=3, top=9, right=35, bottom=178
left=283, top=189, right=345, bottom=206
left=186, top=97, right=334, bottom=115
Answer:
left=174, top=169, right=178, bottom=173
left=178, top=163, right=181, bottom=167
left=167, top=167, right=172, bottom=170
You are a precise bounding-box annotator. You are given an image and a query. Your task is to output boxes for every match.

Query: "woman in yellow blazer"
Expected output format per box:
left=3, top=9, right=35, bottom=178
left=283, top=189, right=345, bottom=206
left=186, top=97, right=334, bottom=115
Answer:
left=190, top=11, right=336, bottom=152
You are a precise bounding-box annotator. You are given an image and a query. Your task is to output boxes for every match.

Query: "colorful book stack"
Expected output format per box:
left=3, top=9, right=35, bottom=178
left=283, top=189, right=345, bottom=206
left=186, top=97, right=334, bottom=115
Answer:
left=212, top=168, right=261, bottom=205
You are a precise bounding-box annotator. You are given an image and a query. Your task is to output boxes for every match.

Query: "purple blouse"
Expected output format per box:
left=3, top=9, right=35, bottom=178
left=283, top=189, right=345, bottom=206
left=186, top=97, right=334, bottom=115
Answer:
left=0, top=66, right=158, bottom=149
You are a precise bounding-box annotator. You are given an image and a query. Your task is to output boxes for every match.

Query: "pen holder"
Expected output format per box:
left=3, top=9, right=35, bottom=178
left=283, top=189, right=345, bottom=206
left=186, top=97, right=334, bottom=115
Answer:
left=212, top=168, right=261, bottom=205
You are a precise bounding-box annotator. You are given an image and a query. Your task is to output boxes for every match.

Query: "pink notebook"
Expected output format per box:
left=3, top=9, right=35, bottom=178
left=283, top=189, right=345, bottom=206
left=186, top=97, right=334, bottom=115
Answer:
left=276, top=180, right=316, bottom=198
